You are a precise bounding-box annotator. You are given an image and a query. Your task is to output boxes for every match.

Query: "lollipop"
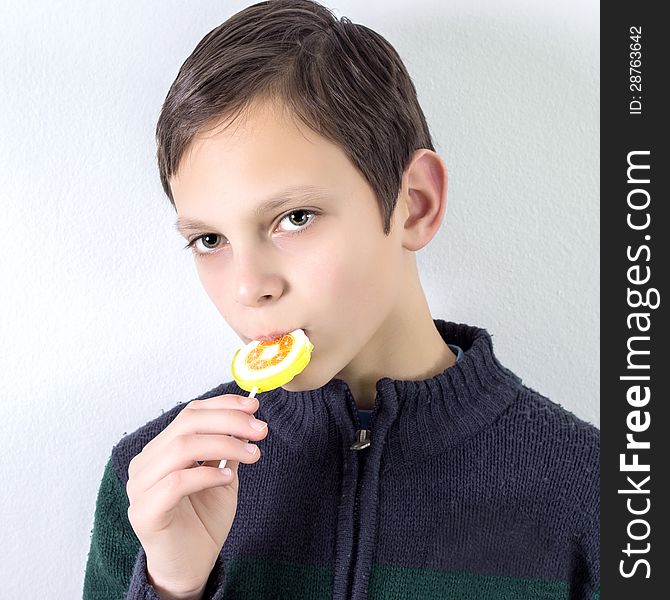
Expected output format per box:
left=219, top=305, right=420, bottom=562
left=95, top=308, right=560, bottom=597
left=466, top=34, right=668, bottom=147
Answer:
left=217, top=328, right=314, bottom=468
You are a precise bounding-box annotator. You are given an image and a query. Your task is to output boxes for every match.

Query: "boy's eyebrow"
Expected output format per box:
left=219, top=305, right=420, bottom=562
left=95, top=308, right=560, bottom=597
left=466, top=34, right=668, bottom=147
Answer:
left=174, top=184, right=330, bottom=235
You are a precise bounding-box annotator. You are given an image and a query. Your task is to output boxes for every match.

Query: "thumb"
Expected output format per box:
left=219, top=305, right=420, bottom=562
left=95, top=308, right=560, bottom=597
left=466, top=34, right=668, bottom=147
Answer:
left=221, top=458, right=240, bottom=476
left=202, top=458, right=240, bottom=476
left=215, top=458, right=241, bottom=492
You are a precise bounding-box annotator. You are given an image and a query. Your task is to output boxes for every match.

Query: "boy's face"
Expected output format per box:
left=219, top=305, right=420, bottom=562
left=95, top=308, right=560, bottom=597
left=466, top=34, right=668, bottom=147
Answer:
left=170, top=98, right=413, bottom=392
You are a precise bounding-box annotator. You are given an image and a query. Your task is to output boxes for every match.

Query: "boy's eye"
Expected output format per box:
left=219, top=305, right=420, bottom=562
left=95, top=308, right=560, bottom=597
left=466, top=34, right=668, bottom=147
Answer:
left=183, top=209, right=319, bottom=257
left=282, top=209, right=311, bottom=229
left=197, top=234, right=222, bottom=251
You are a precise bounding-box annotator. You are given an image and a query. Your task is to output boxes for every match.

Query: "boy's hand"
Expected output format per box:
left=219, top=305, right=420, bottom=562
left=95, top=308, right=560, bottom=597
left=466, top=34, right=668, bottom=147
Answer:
left=126, top=394, right=268, bottom=599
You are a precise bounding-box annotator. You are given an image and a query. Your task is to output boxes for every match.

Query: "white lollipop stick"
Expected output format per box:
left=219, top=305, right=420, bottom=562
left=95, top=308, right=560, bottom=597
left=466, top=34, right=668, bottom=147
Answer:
left=217, top=385, right=258, bottom=469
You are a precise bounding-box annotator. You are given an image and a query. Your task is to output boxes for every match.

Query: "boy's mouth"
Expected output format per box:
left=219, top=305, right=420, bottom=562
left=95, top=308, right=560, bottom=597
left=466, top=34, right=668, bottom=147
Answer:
left=255, top=331, right=290, bottom=342
left=245, top=328, right=309, bottom=344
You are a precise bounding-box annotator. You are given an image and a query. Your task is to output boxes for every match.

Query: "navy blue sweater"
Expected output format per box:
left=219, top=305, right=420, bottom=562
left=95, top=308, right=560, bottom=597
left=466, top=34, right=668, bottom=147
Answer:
left=83, top=319, right=600, bottom=599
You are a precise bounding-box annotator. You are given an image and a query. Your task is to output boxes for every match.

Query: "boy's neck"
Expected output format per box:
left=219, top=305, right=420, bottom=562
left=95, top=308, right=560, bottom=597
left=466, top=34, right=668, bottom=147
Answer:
left=336, top=275, right=457, bottom=411
left=346, top=333, right=456, bottom=411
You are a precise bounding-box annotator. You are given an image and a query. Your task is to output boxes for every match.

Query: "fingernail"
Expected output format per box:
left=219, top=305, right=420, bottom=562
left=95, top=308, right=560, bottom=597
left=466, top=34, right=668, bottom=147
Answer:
left=240, top=396, right=256, bottom=405
left=245, top=443, right=258, bottom=454
left=249, top=417, right=267, bottom=431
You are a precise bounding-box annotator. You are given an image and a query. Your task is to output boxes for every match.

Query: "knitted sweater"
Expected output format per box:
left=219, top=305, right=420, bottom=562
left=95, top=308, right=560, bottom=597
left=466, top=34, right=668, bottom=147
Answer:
left=83, top=320, right=600, bottom=600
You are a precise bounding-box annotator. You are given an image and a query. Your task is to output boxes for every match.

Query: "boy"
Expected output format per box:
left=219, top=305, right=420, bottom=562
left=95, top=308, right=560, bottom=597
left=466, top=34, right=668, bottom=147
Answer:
left=83, top=1, right=599, bottom=599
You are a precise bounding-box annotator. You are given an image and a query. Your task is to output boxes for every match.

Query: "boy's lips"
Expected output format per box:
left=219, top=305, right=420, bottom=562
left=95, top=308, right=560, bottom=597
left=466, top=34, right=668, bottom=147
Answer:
left=255, top=330, right=290, bottom=342
left=245, top=327, right=309, bottom=343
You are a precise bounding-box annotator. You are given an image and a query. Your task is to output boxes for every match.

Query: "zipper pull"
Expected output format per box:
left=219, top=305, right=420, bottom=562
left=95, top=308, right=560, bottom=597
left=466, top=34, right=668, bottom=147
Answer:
left=350, top=429, right=371, bottom=450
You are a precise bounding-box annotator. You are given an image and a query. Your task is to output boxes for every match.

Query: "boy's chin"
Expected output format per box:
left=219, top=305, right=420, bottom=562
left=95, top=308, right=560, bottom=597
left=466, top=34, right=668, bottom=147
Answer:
left=281, top=380, right=317, bottom=393
left=281, top=369, right=328, bottom=393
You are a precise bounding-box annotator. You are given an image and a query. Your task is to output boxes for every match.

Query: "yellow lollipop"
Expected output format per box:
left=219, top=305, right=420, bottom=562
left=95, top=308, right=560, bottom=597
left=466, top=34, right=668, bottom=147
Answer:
left=231, top=328, right=314, bottom=395
left=217, top=329, right=314, bottom=469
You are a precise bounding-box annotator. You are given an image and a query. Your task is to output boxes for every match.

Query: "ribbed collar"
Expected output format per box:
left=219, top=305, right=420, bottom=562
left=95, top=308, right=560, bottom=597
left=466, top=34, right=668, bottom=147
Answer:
left=227, top=319, right=523, bottom=466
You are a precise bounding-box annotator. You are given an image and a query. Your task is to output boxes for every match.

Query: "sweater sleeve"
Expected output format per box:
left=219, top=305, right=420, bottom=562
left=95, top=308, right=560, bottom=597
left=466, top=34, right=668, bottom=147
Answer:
left=572, top=506, right=600, bottom=600
left=83, top=455, right=228, bottom=599
left=127, top=546, right=227, bottom=600
left=83, top=456, right=142, bottom=598
left=570, top=429, right=600, bottom=600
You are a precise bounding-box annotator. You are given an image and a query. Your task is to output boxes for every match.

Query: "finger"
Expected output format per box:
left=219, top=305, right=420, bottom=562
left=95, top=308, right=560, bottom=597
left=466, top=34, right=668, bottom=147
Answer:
left=149, top=396, right=258, bottom=449
left=128, top=465, right=235, bottom=531
left=128, top=434, right=262, bottom=498
left=216, top=443, right=248, bottom=470
left=220, top=457, right=240, bottom=476
left=188, top=394, right=259, bottom=412
left=200, top=457, right=241, bottom=480
left=130, top=401, right=265, bottom=478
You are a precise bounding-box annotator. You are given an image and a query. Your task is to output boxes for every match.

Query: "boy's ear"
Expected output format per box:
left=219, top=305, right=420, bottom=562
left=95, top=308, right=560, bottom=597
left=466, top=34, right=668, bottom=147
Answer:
left=398, top=149, right=448, bottom=251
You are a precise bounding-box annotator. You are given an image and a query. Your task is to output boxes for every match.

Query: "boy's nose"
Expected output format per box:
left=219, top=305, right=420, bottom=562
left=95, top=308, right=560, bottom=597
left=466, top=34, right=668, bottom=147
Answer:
left=232, top=251, right=285, bottom=306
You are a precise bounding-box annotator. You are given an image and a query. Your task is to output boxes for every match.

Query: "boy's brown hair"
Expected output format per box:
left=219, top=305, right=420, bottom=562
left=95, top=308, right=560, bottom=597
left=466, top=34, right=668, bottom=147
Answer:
left=155, top=0, right=435, bottom=235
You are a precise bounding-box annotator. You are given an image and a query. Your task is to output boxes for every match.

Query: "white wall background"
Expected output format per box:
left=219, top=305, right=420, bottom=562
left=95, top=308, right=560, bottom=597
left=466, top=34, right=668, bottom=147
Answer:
left=0, top=0, right=598, bottom=596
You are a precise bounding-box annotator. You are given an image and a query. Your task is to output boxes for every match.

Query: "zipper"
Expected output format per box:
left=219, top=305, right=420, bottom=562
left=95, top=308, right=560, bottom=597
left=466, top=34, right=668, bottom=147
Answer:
left=343, top=385, right=372, bottom=599
left=347, top=450, right=364, bottom=599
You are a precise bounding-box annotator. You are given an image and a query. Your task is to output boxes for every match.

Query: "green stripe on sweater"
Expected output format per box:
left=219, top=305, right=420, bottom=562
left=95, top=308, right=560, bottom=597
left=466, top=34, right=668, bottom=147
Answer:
left=83, top=457, right=140, bottom=599
left=369, top=564, right=570, bottom=599
left=222, top=558, right=332, bottom=597
left=220, top=558, right=578, bottom=599
left=83, top=460, right=595, bottom=600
